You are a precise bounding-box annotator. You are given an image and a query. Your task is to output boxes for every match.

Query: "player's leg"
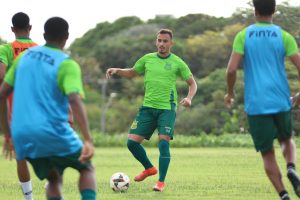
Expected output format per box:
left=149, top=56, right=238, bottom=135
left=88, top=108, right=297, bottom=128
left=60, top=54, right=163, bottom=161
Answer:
left=153, top=135, right=171, bottom=192
left=8, top=96, right=33, bottom=200
left=46, top=169, right=63, bottom=200
left=261, top=149, right=286, bottom=194
left=17, top=160, right=33, bottom=200
left=276, top=111, right=300, bottom=197
left=248, top=114, right=290, bottom=199
left=127, top=134, right=157, bottom=181
left=153, top=107, right=175, bottom=191
left=128, top=107, right=157, bottom=182
left=79, top=166, right=97, bottom=200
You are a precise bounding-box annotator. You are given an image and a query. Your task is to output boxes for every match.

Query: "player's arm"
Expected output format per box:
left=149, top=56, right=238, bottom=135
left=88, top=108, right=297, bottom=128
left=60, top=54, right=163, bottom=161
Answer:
left=106, top=68, right=138, bottom=79
left=180, top=75, right=197, bottom=107
left=225, top=30, right=245, bottom=108
left=0, top=62, right=7, bottom=84
left=225, top=52, right=242, bottom=108
left=68, top=93, right=94, bottom=163
left=289, top=52, right=300, bottom=107
left=0, top=82, right=14, bottom=159
left=0, top=82, right=13, bottom=136
left=59, top=59, right=94, bottom=163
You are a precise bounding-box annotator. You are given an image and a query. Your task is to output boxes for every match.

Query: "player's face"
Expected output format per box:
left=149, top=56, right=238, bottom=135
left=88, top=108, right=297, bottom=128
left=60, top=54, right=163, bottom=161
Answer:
left=156, top=33, right=173, bottom=57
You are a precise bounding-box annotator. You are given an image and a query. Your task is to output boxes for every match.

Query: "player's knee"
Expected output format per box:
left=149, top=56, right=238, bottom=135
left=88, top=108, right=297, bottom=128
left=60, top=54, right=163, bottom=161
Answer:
left=158, top=140, right=170, bottom=157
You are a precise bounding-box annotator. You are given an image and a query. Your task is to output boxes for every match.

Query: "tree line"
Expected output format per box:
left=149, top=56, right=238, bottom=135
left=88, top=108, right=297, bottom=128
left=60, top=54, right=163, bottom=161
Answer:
left=69, top=2, right=300, bottom=135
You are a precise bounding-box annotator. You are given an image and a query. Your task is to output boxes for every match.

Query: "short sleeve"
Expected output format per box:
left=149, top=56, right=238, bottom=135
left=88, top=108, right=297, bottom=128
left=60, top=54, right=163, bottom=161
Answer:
left=133, top=56, right=146, bottom=74
left=233, top=29, right=246, bottom=55
left=57, top=59, right=85, bottom=98
left=4, top=53, right=23, bottom=86
left=282, top=30, right=299, bottom=57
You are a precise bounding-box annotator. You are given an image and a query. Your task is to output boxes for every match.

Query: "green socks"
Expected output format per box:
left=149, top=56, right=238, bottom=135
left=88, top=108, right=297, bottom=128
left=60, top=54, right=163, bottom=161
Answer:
left=127, top=139, right=153, bottom=169
left=47, top=189, right=95, bottom=200
left=158, top=140, right=170, bottom=182
left=80, top=189, right=96, bottom=200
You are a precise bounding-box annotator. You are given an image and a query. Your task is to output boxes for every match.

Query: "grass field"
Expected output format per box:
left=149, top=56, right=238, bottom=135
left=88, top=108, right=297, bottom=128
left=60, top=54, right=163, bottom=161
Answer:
left=0, top=147, right=299, bottom=200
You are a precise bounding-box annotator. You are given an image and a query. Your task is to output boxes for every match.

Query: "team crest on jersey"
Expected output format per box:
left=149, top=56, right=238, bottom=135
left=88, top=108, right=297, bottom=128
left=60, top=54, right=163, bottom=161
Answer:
left=164, top=126, right=171, bottom=133
left=131, top=120, right=138, bottom=129
left=164, top=63, right=172, bottom=70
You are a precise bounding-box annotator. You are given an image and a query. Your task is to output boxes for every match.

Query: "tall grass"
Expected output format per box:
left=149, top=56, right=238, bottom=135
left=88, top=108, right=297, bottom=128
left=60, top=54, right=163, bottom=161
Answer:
left=0, top=147, right=298, bottom=199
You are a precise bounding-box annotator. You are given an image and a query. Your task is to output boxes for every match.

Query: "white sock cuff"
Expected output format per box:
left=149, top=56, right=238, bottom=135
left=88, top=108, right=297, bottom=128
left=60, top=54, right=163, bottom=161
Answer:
left=20, top=180, right=32, bottom=193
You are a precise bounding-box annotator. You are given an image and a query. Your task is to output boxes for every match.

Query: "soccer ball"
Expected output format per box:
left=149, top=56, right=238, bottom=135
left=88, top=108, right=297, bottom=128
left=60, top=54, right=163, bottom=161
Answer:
left=110, top=172, right=130, bottom=192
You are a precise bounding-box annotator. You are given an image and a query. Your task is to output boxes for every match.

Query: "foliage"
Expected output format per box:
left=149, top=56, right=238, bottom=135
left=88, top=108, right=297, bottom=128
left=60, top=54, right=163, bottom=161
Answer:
left=91, top=132, right=255, bottom=148
left=69, top=3, right=300, bottom=135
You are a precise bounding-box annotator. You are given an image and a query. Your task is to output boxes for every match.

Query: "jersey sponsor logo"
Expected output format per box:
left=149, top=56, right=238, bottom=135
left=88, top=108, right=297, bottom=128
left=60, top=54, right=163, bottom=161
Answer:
left=131, top=120, right=138, bottom=129
left=25, top=50, right=55, bottom=65
left=164, top=63, right=172, bottom=70
left=11, top=41, right=37, bottom=59
left=249, top=30, right=278, bottom=38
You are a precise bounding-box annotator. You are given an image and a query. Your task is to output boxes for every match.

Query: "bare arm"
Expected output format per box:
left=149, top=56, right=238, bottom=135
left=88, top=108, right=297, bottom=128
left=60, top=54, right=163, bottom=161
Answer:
left=289, top=53, right=300, bottom=107
left=224, top=52, right=243, bottom=108
left=0, top=82, right=14, bottom=159
left=68, top=93, right=94, bottom=163
left=180, top=75, right=197, bottom=107
left=106, top=68, right=138, bottom=79
left=0, top=82, right=13, bottom=136
left=0, top=62, right=7, bottom=85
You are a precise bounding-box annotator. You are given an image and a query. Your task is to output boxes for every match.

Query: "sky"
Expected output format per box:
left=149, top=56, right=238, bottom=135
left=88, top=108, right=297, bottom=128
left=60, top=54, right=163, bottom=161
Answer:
left=1, top=0, right=299, bottom=47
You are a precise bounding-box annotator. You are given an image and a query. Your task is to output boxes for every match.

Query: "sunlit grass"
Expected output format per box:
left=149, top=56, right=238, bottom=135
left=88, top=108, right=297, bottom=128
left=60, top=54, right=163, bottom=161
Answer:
left=0, top=147, right=298, bottom=199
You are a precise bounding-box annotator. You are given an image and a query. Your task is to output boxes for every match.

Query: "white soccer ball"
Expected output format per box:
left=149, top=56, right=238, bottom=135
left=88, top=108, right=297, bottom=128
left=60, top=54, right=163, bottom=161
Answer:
left=110, top=172, right=130, bottom=192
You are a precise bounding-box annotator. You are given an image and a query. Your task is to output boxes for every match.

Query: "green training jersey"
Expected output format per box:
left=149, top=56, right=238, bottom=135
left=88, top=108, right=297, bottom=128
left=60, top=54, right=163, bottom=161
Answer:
left=133, top=52, right=192, bottom=109
left=5, top=45, right=85, bottom=98
left=0, top=38, right=37, bottom=72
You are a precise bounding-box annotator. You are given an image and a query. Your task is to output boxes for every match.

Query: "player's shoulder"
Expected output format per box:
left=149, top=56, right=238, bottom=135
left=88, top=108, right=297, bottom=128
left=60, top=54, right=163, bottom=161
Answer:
left=62, top=57, right=79, bottom=65
left=169, top=53, right=186, bottom=63
left=0, top=43, right=13, bottom=51
left=143, top=52, right=157, bottom=58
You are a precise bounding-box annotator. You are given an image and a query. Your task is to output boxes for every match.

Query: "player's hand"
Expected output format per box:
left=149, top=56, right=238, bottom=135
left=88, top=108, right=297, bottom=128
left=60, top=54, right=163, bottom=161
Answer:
left=106, top=68, right=118, bottom=79
left=2, top=135, right=15, bottom=160
left=79, top=140, right=94, bottom=163
left=180, top=97, right=192, bottom=107
left=292, top=92, right=300, bottom=108
left=224, top=93, right=235, bottom=108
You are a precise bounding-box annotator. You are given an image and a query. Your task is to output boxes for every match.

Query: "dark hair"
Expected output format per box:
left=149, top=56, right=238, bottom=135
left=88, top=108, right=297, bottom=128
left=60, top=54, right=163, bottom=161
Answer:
left=253, top=0, right=276, bottom=16
left=44, top=17, right=69, bottom=41
left=157, top=29, right=173, bottom=39
left=12, top=12, right=30, bottom=29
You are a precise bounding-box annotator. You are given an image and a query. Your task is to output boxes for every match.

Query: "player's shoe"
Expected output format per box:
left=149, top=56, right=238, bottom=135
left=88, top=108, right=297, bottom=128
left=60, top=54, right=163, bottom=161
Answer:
left=134, top=166, right=157, bottom=182
left=287, top=168, right=300, bottom=197
left=280, top=193, right=290, bottom=200
left=153, top=181, right=165, bottom=192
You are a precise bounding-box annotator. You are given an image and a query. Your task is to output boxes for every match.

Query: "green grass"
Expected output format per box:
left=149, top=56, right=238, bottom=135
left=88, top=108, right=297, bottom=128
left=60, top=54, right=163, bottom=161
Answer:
left=0, top=147, right=299, bottom=199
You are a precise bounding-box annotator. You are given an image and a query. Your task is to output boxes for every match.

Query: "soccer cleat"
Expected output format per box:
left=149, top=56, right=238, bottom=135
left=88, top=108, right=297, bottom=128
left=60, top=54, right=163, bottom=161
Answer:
left=287, top=168, right=300, bottom=197
left=281, top=193, right=291, bottom=200
left=134, top=166, right=157, bottom=182
left=153, top=181, right=165, bottom=192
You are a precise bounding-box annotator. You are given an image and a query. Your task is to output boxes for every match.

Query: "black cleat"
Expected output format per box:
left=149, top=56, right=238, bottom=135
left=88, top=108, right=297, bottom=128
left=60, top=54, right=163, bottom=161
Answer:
left=287, top=168, right=300, bottom=198
left=281, top=193, right=290, bottom=200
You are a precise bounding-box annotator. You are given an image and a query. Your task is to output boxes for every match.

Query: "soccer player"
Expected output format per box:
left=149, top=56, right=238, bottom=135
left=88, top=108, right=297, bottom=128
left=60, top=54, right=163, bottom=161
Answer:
left=106, top=29, right=197, bottom=192
left=0, top=12, right=37, bottom=200
left=0, top=17, right=96, bottom=200
left=224, top=0, right=300, bottom=199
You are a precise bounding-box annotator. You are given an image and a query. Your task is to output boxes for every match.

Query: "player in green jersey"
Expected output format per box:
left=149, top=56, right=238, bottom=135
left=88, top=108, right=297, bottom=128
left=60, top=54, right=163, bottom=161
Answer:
left=106, top=29, right=197, bottom=192
left=0, top=12, right=36, bottom=200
